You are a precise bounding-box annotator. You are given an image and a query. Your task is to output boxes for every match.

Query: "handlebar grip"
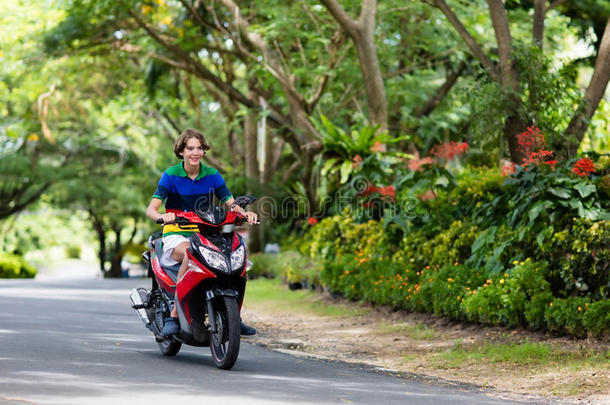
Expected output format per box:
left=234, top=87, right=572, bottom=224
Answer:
left=156, top=218, right=164, bottom=224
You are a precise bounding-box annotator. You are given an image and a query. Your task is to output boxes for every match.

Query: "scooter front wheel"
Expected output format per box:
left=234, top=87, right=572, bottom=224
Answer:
left=209, top=296, right=240, bottom=370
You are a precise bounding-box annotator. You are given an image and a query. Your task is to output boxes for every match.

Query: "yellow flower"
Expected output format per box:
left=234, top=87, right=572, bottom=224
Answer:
left=577, top=306, right=582, bottom=312
left=27, top=133, right=39, bottom=142
left=160, top=15, right=172, bottom=26
left=499, top=279, right=505, bottom=284
left=512, top=260, right=519, bottom=265
left=549, top=302, right=553, bottom=307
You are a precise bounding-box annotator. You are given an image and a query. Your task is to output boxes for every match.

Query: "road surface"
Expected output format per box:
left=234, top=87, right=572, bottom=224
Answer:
left=0, top=276, right=549, bottom=404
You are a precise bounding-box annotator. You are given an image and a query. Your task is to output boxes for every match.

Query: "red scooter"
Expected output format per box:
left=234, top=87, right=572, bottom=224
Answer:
left=131, top=196, right=255, bottom=370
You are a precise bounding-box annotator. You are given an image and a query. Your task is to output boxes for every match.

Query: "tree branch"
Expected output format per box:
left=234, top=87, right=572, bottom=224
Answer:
left=564, top=16, right=610, bottom=157
left=426, top=0, right=499, bottom=82
left=306, top=30, right=348, bottom=113
left=126, top=10, right=295, bottom=135
left=546, top=0, right=568, bottom=12
left=415, top=60, right=467, bottom=118
left=319, top=0, right=360, bottom=37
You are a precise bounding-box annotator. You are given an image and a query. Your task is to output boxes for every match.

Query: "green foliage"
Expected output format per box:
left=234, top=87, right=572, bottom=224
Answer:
left=65, top=245, right=82, bottom=259
left=582, top=300, right=610, bottom=335
left=0, top=253, right=37, bottom=278
left=296, top=157, right=609, bottom=336
left=248, top=253, right=285, bottom=279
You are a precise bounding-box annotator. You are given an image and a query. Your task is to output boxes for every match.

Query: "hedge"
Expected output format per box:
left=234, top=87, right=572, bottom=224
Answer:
left=0, top=253, right=37, bottom=278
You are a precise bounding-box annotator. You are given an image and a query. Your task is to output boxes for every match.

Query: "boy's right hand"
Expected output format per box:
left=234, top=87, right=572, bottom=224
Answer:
left=159, top=213, right=176, bottom=223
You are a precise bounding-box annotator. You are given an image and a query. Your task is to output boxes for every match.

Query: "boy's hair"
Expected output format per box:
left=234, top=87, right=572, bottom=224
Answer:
left=174, top=128, right=211, bottom=160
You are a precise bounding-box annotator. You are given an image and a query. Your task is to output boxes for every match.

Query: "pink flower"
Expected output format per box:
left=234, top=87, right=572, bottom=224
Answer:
left=501, top=161, right=516, bottom=176
left=369, top=141, right=386, bottom=152
left=418, top=190, right=437, bottom=201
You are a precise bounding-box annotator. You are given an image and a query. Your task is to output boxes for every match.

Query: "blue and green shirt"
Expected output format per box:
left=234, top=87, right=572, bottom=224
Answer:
left=153, top=162, right=233, bottom=236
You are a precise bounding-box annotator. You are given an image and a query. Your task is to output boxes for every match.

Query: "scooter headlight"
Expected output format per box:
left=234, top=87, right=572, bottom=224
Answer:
left=230, top=245, right=245, bottom=271
left=198, top=246, right=229, bottom=273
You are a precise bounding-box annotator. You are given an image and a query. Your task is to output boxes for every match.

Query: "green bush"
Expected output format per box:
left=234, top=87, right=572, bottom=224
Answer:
left=545, top=296, right=591, bottom=337
left=540, top=219, right=609, bottom=299
left=582, top=300, right=610, bottom=335
left=291, top=155, right=610, bottom=337
left=65, top=245, right=81, bottom=259
left=0, top=253, right=37, bottom=278
left=248, top=253, right=284, bottom=279
left=248, top=252, right=321, bottom=288
left=462, top=260, right=551, bottom=327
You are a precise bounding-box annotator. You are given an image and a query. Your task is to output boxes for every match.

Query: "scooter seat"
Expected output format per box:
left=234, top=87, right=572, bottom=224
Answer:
left=162, top=263, right=181, bottom=282
left=154, top=238, right=181, bottom=283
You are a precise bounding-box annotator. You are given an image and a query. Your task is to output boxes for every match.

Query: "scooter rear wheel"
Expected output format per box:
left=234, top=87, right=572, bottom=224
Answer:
left=209, top=296, right=240, bottom=370
left=158, top=337, right=182, bottom=356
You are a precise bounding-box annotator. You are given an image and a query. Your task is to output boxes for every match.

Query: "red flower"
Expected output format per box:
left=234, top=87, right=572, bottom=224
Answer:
left=517, top=127, right=546, bottom=156
left=307, top=217, right=319, bottom=226
left=361, top=185, right=379, bottom=195
left=571, top=158, right=596, bottom=177
left=379, top=185, right=396, bottom=202
left=352, top=154, right=363, bottom=168
left=408, top=156, right=436, bottom=171
left=430, top=141, right=469, bottom=160
left=515, top=127, right=557, bottom=169
left=360, top=184, right=396, bottom=202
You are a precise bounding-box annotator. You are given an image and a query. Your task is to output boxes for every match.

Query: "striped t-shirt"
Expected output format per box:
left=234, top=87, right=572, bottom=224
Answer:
left=152, top=162, right=233, bottom=236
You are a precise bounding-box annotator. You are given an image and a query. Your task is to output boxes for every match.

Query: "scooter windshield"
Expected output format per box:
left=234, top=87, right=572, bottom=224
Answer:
left=195, top=207, right=227, bottom=225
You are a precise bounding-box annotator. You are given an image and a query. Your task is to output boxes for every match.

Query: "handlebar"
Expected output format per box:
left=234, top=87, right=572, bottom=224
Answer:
left=155, top=216, right=259, bottom=225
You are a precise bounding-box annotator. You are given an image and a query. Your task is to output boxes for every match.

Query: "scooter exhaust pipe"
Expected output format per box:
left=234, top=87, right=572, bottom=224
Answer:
left=130, top=288, right=150, bottom=325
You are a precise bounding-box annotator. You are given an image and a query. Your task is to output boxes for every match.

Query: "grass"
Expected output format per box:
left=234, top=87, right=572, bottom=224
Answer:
left=380, top=322, right=437, bottom=340
left=245, top=278, right=368, bottom=317
left=433, top=340, right=610, bottom=369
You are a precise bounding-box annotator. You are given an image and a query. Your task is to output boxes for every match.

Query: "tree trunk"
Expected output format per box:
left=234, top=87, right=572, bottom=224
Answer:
left=532, top=0, right=546, bottom=48
left=106, top=225, right=124, bottom=278
left=487, top=0, right=528, bottom=163
left=562, top=16, right=610, bottom=159
left=505, top=113, right=529, bottom=163
left=88, top=210, right=107, bottom=275
left=245, top=90, right=263, bottom=253
left=321, top=0, right=388, bottom=132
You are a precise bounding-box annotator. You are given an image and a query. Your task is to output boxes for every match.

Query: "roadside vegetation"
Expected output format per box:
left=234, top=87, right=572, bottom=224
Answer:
left=245, top=277, right=610, bottom=401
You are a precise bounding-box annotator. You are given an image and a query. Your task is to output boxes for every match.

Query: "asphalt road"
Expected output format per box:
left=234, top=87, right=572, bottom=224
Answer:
left=0, top=276, right=547, bottom=405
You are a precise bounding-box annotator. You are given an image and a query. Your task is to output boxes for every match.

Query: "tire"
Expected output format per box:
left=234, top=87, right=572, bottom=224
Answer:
left=158, top=337, right=182, bottom=356
left=209, top=296, right=240, bottom=370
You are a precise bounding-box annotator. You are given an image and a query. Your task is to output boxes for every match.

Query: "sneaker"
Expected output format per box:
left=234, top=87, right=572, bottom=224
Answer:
left=240, top=321, right=256, bottom=336
left=162, top=317, right=179, bottom=336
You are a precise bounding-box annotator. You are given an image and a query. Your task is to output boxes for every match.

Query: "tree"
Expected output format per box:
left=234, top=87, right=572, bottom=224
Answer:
left=423, top=0, right=610, bottom=161
left=320, top=0, right=388, bottom=132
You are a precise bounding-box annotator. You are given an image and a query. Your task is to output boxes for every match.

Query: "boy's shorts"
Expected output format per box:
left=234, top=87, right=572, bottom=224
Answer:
left=161, top=234, right=189, bottom=267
